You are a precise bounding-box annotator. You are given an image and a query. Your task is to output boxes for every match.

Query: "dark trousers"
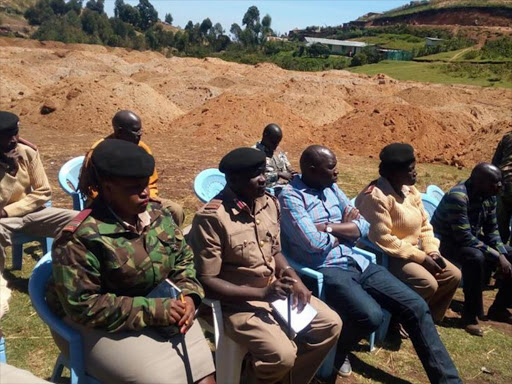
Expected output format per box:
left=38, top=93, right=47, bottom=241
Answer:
left=440, top=242, right=512, bottom=322
left=319, top=263, right=461, bottom=384
left=497, top=193, right=512, bottom=244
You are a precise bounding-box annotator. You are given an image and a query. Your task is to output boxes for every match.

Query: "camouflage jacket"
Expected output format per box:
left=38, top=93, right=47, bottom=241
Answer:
left=49, top=200, right=203, bottom=333
left=492, top=131, right=512, bottom=192
left=253, top=142, right=293, bottom=188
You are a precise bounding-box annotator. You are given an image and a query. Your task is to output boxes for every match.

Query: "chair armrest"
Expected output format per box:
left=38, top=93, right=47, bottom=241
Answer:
left=353, top=246, right=376, bottom=264
left=201, top=299, right=224, bottom=348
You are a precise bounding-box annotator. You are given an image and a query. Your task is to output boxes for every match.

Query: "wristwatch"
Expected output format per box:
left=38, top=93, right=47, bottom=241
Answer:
left=326, top=225, right=333, bottom=234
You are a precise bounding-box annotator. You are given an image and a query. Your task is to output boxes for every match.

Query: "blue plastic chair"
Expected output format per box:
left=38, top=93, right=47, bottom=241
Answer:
left=29, top=253, right=101, bottom=384
left=193, top=168, right=226, bottom=203
left=58, top=156, right=86, bottom=211
left=11, top=201, right=54, bottom=271
left=426, top=185, right=445, bottom=204
left=0, top=337, right=6, bottom=363
left=421, top=193, right=439, bottom=220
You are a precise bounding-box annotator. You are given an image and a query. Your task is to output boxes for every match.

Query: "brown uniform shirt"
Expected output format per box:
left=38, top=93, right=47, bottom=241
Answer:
left=189, top=187, right=280, bottom=309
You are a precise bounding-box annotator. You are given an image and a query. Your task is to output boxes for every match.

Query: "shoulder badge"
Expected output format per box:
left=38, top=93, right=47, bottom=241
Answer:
left=62, top=209, right=92, bottom=233
left=18, top=137, right=38, bottom=151
left=204, top=198, right=222, bottom=211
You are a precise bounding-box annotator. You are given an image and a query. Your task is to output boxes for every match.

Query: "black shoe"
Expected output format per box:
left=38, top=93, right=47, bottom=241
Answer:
left=334, top=356, right=352, bottom=377
left=488, top=306, right=512, bottom=324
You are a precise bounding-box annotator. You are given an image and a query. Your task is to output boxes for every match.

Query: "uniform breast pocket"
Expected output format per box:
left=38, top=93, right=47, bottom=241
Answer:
left=229, top=231, right=258, bottom=266
left=103, top=242, right=152, bottom=287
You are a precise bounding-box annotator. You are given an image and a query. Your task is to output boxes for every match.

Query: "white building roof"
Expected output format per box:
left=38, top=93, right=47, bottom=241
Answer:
left=304, top=37, right=369, bottom=47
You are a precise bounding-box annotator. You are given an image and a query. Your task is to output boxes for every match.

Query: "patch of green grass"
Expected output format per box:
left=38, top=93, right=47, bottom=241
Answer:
left=348, top=60, right=512, bottom=88
left=414, top=48, right=470, bottom=62
left=351, top=34, right=425, bottom=51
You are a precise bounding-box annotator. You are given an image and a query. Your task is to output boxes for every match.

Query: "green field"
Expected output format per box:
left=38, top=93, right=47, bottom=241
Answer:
left=348, top=60, right=512, bottom=88
left=350, top=34, right=425, bottom=51
left=414, top=48, right=472, bottom=62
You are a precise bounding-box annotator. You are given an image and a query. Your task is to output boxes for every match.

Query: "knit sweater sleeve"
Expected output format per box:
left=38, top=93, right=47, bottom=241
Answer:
left=3, top=150, right=51, bottom=217
left=358, top=193, right=427, bottom=263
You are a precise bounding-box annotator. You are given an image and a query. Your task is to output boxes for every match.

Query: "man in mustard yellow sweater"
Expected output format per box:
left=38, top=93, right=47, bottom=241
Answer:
left=81, top=110, right=185, bottom=227
left=356, top=143, right=461, bottom=324
left=0, top=112, right=76, bottom=271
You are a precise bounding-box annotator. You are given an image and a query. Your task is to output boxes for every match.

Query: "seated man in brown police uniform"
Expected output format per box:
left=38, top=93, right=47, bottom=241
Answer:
left=189, top=147, right=342, bottom=384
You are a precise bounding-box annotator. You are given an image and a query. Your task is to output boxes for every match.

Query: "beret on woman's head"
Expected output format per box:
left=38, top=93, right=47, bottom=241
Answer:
left=379, top=143, right=415, bottom=165
left=91, top=139, right=155, bottom=178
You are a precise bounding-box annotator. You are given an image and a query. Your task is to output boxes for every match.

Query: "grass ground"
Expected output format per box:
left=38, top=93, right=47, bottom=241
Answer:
left=348, top=60, right=512, bottom=88
left=2, top=155, right=511, bottom=384
left=349, top=34, right=425, bottom=51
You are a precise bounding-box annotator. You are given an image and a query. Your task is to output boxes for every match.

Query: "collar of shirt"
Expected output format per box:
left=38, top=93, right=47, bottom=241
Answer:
left=289, top=174, right=335, bottom=197
left=107, top=206, right=151, bottom=234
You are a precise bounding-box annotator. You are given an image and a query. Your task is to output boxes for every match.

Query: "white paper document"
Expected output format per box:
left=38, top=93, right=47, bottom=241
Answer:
left=271, top=296, right=318, bottom=335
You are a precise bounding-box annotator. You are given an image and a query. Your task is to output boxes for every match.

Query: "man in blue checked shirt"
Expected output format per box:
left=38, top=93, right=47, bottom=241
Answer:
left=279, top=145, right=461, bottom=383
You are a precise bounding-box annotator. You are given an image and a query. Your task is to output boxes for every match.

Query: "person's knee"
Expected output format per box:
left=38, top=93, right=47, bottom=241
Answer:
left=404, top=293, right=430, bottom=322
left=450, top=266, right=462, bottom=285
left=264, top=343, right=296, bottom=373
left=462, top=248, right=485, bottom=268
left=420, top=277, right=439, bottom=300
left=355, top=305, right=383, bottom=333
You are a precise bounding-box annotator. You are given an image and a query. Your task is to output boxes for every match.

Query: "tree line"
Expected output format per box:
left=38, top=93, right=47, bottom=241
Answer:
left=23, top=0, right=278, bottom=54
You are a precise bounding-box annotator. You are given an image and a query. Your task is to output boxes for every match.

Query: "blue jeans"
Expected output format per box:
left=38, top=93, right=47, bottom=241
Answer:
left=319, top=263, right=461, bottom=384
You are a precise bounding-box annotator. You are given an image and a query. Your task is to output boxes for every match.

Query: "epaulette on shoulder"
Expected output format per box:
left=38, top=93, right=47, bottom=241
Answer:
left=204, top=198, right=222, bottom=211
left=62, top=209, right=92, bottom=233
left=18, top=137, right=38, bottom=151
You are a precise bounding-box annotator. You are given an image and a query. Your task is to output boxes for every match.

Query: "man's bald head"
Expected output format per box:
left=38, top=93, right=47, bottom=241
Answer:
left=470, top=162, right=502, bottom=198
left=112, top=110, right=142, bottom=144
left=300, top=145, right=338, bottom=189
left=261, top=123, right=283, bottom=152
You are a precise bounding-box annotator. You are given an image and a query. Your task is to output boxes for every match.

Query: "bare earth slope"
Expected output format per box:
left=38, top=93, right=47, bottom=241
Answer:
left=1, top=37, right=511, bottom=205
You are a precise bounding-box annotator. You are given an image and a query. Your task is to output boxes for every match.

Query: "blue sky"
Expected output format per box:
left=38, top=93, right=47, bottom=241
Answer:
left=104, top=1, right=412, bottom=36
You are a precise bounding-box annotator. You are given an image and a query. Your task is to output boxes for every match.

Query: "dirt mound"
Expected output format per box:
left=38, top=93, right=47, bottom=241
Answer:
left=0, top=36, right=511, bottom=202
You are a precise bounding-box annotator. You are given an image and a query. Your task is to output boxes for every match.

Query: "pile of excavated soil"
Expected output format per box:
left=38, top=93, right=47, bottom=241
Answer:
left=1, top=37, right=511, bottom=205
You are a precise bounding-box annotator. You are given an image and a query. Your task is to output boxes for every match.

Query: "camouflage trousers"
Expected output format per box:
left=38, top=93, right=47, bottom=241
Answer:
left=497, top=193, right=512, bottom=244
left=0, top=207, right=76, bottom=271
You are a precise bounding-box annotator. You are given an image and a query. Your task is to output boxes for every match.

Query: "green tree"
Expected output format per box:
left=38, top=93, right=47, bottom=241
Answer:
left=66, top=0, right=83, bottom=14
left=230, top=23, right=242, bottom=42
left=242, top=5, right=260, bottom=31
left=136, top=0, right=158, bottom=31
left=115, top=0, right=140, bottom=28
left=24, top=0, right=55, bottom=26
left=199, top=17, right=212, bottom=39
left=164, top=13, right=173, bottom=25
left=85, top=0, right=104, bottom=14
left=49, top=0, right=67, bottom=15
left=261, top=14, right=273, bottom=40
left=306, top=43, right=330, bottom=58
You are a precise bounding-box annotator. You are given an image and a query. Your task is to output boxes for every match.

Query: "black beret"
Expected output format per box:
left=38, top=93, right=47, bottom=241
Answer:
left=0, top=111, right=19, bottom=133
left=219, top=147, right=266, bottom=175
left=91, top=139, right=155, bottom=178
left=380, top=143, right=415, bottom=165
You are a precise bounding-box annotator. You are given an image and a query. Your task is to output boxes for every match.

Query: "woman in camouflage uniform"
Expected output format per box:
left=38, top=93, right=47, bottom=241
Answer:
left=49, top=139, right=215, bottom=384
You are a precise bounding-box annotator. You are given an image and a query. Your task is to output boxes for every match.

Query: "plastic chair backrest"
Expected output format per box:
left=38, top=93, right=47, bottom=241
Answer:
left=29, top=253, right=86, bottom=384
left=426, top=185, right=445, bottom=204
left=194, top=168, right=226, bottom=203
left=58, top=156, right=85, bottom=210
left=421, top=193, right=439, bottom=221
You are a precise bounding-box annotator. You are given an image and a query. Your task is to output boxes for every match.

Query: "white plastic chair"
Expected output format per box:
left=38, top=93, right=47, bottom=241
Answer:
left=198, top=299, right=248, bottom=383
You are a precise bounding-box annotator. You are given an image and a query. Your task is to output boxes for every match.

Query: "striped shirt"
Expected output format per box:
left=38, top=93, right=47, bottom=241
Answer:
left=279, top=175, right=370, bottom=271
left=431, top=180, right=506, bottom=258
